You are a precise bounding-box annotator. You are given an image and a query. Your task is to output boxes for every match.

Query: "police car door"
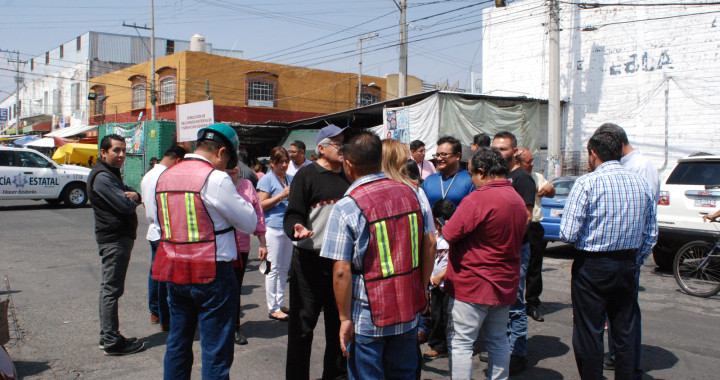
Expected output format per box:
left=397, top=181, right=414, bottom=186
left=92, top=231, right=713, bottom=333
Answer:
left=16, top=150, right=57, bottom=198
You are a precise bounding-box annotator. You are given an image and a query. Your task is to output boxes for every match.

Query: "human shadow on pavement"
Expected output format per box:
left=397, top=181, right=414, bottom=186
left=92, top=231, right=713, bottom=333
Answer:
left=539, top=301, right=572, bottom=318
left=240, top=284, right=260, bottom=296
left=142, top=330, right=171, bottom=350
left=240, top=319, right=288, bottom=340
left=13, top=360, right=51, bottom=377
left=640, top=344, right=678, bottom=375
left=527, top=335, right=570, bottom=365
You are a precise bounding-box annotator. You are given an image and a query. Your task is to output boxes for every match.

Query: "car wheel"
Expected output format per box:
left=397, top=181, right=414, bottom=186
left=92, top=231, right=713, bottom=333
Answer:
left=62, top=183, right=88, bottom=208
left=652, top=246, right=675, bottom=270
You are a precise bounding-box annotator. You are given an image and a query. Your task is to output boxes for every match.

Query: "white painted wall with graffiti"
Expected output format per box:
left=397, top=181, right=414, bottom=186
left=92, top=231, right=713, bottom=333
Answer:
left=477, top=0, right=720, bottom=177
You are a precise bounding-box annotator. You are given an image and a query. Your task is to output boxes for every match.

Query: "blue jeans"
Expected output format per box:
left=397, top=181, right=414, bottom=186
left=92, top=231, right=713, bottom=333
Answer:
left=148, top=240, right=169, bottom=325
left=164, top=262, right=238, bottom=380
left=448, top=298, right=510, bottom=380
left=508, top=242, right=530, bottom=357
left=348, top=326, right=418, bottom=380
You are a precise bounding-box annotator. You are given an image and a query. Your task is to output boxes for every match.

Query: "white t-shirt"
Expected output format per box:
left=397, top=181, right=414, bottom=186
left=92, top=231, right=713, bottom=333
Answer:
left=141, top=163, right=168, bottom=241
left=287, top=158, right=311, bottom=176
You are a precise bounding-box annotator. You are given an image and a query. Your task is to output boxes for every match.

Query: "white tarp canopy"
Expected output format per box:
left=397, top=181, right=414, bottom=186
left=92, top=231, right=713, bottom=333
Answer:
left=24, top=137, right=56, bottom=148
left=376, top=93, right=542, bottom=160
left=46, top=124, right=97, bottom=138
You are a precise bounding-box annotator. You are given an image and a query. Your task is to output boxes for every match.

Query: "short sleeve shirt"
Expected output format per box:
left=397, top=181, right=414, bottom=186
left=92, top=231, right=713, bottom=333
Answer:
left=420, top=170, right=475, bottom=209
left=256, top=172, right=293, bottom=229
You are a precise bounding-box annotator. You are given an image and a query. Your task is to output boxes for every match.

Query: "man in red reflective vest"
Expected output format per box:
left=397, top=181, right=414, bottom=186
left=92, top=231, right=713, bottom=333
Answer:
left=153, top=123, right=257, bottom=379
left=320, top=131, right=436, bottom=379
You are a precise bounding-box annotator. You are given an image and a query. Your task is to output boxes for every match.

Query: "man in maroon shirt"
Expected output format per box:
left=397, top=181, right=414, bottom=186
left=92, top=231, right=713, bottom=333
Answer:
left=443, top=146, right=527, bottom=380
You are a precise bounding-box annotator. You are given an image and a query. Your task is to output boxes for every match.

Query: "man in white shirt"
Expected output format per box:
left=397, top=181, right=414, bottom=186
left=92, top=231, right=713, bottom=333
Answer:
left=287, top=140, right=311, bottom=176
left=152, top=123, right=257, bottom=379
left=140, top=145, right=185, bottom=329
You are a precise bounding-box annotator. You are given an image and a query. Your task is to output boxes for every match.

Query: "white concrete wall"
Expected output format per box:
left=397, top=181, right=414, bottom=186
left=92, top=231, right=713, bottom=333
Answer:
left=479, top=0, right=720, bottom=178
left=20, top=63, right=89, bottom=128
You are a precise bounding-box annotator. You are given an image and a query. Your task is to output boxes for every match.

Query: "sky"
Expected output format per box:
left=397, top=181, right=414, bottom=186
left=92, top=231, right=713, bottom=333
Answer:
left=0, top=0, right=497, bottom=101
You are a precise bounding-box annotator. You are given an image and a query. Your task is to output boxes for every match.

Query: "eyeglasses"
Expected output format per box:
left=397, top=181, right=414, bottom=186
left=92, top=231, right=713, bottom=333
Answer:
left=432, top=152, right=455, bottom=158
left=288, top=150, right=299, bottom=154
left=324, top=142, right=343, bottom=149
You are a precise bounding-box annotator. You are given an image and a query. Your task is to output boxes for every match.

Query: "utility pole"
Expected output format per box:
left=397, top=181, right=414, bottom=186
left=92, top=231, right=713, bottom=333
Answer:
left=150, top=0, right=157, bottom=120
left=0, top=49, right=23, bottom=135
left=398, top=0, right=408, bottom=98
left=547, top=0, right=561, bottom=181
left=357, top=33, right=379, bottom=108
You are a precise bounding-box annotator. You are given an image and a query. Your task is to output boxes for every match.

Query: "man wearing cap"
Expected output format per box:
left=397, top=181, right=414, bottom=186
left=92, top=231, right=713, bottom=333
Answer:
left=152, top=123, right=257, bottom=379
left=283, top=124, right=351, bottom=380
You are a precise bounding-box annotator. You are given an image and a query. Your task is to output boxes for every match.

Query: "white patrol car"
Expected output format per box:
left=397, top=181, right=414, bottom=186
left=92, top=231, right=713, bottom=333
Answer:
left=0, top=146, right=91, bottom=207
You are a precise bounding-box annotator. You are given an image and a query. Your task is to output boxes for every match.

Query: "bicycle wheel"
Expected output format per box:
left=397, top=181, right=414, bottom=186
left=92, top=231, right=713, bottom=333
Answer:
left=673, top=240, right=720, bottom=297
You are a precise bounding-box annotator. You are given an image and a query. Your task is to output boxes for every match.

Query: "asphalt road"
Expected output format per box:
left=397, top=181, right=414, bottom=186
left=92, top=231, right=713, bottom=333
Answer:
left=1, top=199, right=719, bottom=379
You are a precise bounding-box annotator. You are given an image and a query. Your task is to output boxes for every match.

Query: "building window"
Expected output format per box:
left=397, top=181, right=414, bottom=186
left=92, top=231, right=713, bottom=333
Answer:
left=246, top=73, right=278, bottom=108
left=91, top=87, right=106, bottom=115
left=76, top=36, right=82, bottom=51
left=70, top=83, right=80, bottom=113
left=60, top=45, right=64, bottom=59
left=132, top=84, right=146, bottom=109
left=30, top=59, right=34, bottom=70
left=45, top=52, right=49, bottom=64
left=159, top=77, right=176, bottom=104
left=53, top=89, right=62, bottom=114
left=360, top=92, right=379, bottom=107
left=166, top=40, right=175, bottom=55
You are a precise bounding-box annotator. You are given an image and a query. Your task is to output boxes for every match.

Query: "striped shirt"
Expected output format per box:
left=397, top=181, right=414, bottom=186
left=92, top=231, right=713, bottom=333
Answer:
left=560, top=161, right=657, bottom=262
left=320, top=172, right=434, bottom=337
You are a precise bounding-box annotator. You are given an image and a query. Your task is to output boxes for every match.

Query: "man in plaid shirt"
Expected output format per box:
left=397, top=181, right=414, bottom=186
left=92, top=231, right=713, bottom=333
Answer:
left=321, top=132, right=435, bottom=379
left=560, top=131, right=657, bottom=380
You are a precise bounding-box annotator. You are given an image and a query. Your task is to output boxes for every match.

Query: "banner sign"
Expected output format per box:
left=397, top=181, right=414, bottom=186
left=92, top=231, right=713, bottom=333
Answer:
left=384, top=107, right=410, bottom=144
left=177, top=100, right=214, bottom=142
left=111, top=122, right=145, bottom=154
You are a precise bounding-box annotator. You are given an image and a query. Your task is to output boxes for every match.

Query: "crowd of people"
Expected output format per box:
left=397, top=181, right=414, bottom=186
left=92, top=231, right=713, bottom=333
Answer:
left=86, top=121, right=658, bottom=380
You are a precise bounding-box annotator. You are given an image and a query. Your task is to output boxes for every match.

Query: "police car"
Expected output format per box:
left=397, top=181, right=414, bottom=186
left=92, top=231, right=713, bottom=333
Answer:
left=0, top=146, right=91, bottom=207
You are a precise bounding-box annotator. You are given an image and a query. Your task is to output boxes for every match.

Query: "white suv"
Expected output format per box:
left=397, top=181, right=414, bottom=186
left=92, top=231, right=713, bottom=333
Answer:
left=0, top=146, right=91, bottom=207
left=653, top=154, right=720, bottom=269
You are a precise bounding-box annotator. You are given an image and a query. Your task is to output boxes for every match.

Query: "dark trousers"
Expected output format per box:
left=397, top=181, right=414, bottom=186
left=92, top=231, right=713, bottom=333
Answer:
left=148, top=240, right=169, bottom=325
left=571, top=254, right=638, bottom=380
left=98, top=236, right=134, bottom=347
left=427, top=287, right=449, bottom=353
left=526, top=222, right=546, bottom=307
left=286, top=248, right=347, bottom=380
left=607, top=268, right=643, bottom=379
left=233, top=251, right=250, bottom=329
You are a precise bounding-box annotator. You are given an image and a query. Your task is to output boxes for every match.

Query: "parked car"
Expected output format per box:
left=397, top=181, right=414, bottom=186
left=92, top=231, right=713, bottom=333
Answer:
left=653, top=154, right=720, bottom=269
left=540, top=176, right=578, bottom=242
left=0, top=146, right=91, bottom=207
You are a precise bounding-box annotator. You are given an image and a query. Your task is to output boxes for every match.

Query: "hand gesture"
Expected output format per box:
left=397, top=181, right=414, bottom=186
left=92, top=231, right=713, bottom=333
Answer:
left=538, top=183, right=554, bottom=197
left=124, top=191, right=139, bottom=202
left=280, top=185, right=291, bottom=199
left=258, top=246, right=268, bottom=261
left=294, top=223, right=314, bottom=239
left=339, top=320, right=354, bottom=358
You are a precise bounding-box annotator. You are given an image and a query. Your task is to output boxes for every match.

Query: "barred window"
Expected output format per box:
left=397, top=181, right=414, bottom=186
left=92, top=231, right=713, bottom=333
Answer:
left=360, top=92, right=379, bottom=107
left=159, top=77, right=175, bottom=104
left=132, top=84, right=146, bottom=109
left=93, top=90, right=105, bottom=115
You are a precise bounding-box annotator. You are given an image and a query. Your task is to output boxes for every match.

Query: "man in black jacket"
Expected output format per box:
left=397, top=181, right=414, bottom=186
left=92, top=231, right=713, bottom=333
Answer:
left=87, top=134, right=144, bottom=356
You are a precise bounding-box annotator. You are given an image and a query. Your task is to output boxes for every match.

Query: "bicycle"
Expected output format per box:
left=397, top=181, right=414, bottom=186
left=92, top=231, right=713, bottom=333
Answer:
left=673, top=219, right=720, bottom=297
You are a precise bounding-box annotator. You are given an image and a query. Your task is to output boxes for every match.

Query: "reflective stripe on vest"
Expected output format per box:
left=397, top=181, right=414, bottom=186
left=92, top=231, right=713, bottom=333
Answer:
left=159, top=193, right=171, bottom=241
left=185, top=192, right=200, bottom=242
left=374, top=220, right=395, bottom=278
left=409, top=213, right=419, bottom=268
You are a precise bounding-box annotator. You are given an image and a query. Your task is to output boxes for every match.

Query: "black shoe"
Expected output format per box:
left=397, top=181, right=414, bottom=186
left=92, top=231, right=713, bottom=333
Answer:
left=604, top=356, right=615, bottom=370
left=98, top=335, right=137, bottom=350
left=478, top=351, right=488, bottom=362
left=527, top=305, right=545, bottom=322
left=509, top=355, right=528, bottom=376
left=103, top=339, right=145, bottom=356
left=235, top=330, right=248, bottom=345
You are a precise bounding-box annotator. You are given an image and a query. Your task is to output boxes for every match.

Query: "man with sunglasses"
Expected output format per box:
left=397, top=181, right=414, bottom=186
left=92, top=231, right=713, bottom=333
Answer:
left=420, top=136, right=475, bottom=208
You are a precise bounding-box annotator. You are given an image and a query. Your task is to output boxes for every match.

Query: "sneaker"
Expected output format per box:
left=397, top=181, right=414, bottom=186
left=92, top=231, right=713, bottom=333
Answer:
left=509, top=355, right=528, bottom=375
left=150, top=314, right=160, bottom=324
left=235, top=330, right=248, bottom=345
left=423, top=350, right=448, bottom=360
left=417, top=330, right=429, bottom=344
left=98, top=335, right=137, bottom=350
left=478, top=351, right=489, bottom=362
left=103, top=339, right=145, bottom=356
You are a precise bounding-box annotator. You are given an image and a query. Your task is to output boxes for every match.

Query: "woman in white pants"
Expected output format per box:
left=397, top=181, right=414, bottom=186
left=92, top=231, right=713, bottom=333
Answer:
left=257, top=147, right=294, bottom=321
